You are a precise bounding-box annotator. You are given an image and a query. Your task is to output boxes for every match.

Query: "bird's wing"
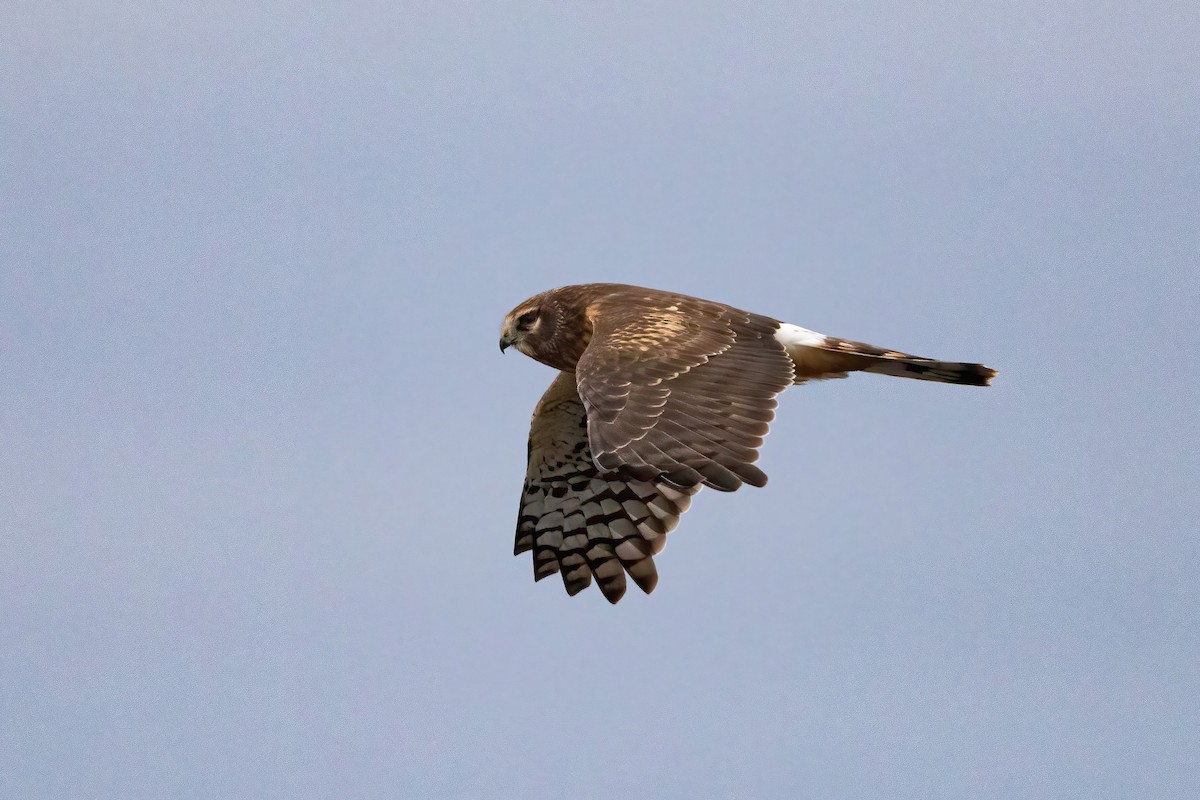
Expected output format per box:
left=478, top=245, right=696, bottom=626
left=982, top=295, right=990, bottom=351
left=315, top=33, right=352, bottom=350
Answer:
left=574, top=290, right=796, bottom=492
left=516, top=371, right=698, bottom=603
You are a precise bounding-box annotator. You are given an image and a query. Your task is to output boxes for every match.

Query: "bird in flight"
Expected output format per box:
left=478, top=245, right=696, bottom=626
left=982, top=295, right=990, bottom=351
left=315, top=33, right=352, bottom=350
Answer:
left=499, top=283, right=994, bottom=603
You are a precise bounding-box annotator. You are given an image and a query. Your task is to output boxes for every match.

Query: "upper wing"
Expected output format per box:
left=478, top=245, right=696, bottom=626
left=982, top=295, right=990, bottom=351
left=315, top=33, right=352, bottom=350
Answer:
left=574, top=292, right=796, bottom=492
left=515, top=372, right=698, bottom=603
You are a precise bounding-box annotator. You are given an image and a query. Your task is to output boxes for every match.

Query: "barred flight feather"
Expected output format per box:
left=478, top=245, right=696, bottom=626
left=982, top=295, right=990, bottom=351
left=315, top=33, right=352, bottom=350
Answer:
left=516, top=372, right=698, bottom=603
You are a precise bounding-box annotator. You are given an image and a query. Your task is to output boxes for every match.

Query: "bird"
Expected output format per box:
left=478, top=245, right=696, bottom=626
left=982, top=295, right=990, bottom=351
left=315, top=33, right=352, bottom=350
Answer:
left=499, top=283, right=995, bottom=603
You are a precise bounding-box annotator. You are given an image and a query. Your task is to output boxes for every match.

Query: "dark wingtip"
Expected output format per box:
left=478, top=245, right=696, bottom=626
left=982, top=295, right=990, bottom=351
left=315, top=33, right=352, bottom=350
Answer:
left=736, top=463, right=768, bottom=488
left=600, top=584, right=626, bottom=604
left=630, top=568, right=658, bottom=595
left=692, top=463, right=740, bottom=492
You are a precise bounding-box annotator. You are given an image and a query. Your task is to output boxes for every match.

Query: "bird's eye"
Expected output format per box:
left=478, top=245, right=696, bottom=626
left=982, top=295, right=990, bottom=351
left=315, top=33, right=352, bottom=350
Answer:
left=517, top=310, right=539, bottom=329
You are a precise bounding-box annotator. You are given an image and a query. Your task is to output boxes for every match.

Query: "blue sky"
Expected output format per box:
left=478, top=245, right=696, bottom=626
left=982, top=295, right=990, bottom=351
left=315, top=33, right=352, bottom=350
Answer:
left=2, top=3, right=1197, bottom=798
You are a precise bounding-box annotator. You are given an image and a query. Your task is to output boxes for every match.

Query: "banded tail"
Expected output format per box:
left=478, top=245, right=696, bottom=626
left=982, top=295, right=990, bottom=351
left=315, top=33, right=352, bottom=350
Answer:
left=773, top=323, right=996, bottom=386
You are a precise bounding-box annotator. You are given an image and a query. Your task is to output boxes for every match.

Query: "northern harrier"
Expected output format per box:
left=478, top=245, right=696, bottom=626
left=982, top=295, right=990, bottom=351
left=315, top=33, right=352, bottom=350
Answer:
left=499, top=283, right=994, bottom=603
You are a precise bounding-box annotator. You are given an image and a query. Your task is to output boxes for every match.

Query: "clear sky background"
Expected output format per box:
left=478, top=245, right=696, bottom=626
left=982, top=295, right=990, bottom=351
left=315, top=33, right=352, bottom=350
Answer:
left=2, top=3, right=1197, bottom=798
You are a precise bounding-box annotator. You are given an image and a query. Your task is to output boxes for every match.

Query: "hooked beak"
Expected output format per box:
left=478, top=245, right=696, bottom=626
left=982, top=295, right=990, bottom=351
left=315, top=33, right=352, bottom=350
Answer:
left=499, top=332, right=513, bottom=353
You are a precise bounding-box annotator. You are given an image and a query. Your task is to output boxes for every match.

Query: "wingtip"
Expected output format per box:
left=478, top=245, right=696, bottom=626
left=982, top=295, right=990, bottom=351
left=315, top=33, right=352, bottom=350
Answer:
left=601, top=586, right=626, bottom=604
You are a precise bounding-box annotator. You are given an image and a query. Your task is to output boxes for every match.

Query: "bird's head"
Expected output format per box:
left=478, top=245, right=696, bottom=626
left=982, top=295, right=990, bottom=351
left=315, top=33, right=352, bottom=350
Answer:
left=499, top=293, right=553, bottom=360
left=499, top=287, right=593, bottom=370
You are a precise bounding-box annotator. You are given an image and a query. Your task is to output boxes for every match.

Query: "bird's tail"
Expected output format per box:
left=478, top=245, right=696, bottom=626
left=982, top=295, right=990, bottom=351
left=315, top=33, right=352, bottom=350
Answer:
left=775, top=324, right=996, bottom=386
left=853, top=348, right=996, bottom=385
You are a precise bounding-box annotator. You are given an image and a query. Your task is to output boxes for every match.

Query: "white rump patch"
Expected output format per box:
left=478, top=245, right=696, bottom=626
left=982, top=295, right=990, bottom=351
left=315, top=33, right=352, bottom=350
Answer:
left=774, top=323, right=827, bottom=349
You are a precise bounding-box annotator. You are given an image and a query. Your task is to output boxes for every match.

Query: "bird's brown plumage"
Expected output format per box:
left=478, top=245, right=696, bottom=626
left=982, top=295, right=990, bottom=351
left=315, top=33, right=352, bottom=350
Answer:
left=501, top=283, right=995, bottom=603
